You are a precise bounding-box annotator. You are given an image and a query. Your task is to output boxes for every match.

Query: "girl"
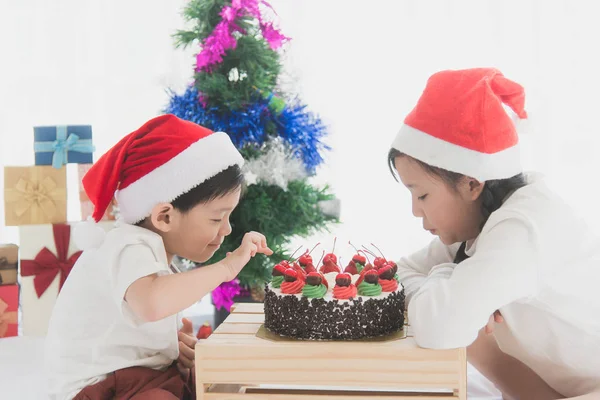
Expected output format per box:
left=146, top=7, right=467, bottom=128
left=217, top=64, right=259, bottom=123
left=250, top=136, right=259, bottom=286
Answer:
left=45, top=114, right=273, bottom=400
left=390, top=68, right=600, bottom=399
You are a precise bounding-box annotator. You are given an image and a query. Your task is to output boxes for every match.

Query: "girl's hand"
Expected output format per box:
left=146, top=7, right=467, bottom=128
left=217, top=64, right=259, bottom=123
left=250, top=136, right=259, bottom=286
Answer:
left=484, top=310, right=504, bottom=334
left=222, top=232, right=273, bottom=281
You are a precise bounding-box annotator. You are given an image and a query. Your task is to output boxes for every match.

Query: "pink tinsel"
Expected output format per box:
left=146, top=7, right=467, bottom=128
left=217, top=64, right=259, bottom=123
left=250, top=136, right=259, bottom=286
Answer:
left=195, top=0, right=289, bottom=72
left=211, top=279, right=242, bottom=312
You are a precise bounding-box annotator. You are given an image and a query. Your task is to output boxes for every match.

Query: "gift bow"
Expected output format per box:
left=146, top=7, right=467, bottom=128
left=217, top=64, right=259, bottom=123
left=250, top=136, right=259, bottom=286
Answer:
left=34, top=126, right=95, bottom=169
left=21, top=224, right=82, bottom=298
left=12, top=176, right=58, bottom=219
left=0, top=298, right=17, bottom=338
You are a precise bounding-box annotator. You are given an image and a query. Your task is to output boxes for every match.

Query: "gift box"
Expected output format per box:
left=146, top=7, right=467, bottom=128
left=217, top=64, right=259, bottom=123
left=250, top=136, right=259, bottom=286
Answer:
left=0, top=284, right=19, bottom=338
left=77, top=164, right=118, bottom=221
left=33, top=125, right=94, bottom=168
left=19, top=222, right=114, bottom=336
left=4, top=166, right=67, bottom=226
left=0, top=244, right=18, bottom=286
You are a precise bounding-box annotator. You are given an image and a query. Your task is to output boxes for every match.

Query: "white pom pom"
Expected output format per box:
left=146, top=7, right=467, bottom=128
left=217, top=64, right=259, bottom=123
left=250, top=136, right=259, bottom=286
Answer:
left=513, top=112, right=534, bottom=136
left=73, top=218, right=106, bottom=251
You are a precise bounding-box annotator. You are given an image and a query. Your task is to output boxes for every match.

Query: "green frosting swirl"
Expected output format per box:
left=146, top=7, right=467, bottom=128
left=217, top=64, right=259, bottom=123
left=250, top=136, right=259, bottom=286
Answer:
left=302, top=283, right=327, bottom=298
left=394, top=273, right=400, bottom=283
left=358, top=281, right=382, bottom=296
left=271, top=275, right=284, bottom=288
left=355, top=262, right=364, bottom=273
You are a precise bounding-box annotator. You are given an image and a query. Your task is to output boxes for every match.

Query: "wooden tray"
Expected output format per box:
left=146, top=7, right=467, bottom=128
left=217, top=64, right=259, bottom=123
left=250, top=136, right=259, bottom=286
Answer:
left=196, top=303, right=466, bottom=399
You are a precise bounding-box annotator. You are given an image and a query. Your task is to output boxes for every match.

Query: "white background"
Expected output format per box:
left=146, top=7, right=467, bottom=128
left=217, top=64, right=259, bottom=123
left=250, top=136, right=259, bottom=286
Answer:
left=1, top=0, right=599, bottom=264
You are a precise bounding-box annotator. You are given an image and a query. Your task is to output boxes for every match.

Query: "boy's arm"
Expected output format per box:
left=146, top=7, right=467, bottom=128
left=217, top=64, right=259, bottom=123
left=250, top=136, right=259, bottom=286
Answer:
left=396, top=238, right=460, bottom=304
left=125, top=261, right=230, bottom=322
left=123, top=231, right=271, bottom=323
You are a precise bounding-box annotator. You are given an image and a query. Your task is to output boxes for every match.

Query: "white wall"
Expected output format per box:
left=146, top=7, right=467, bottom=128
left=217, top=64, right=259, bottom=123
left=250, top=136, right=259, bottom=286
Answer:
left=2, top=0, right=599, bottom=263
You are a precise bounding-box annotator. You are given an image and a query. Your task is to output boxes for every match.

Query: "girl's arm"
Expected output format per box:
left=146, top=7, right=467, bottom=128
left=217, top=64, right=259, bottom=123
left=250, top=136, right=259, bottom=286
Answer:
left=468, top=329, right=563, bottom=400
left=409, top=215, right=539, bottom=348
left=396, top=238, right=461, bottom=304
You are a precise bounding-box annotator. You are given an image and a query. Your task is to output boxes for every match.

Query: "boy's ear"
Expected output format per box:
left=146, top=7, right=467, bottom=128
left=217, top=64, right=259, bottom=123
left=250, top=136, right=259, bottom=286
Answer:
left=149, top=203, right=176, bottom=233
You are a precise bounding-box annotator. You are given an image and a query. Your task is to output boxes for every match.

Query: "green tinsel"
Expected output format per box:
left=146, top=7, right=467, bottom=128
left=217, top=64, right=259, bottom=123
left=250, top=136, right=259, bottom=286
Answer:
left=194, top=36, right=281, bottom=110
left=173, top=0, right=242, bottom=47
left=174, top=0, right=280, bottom=110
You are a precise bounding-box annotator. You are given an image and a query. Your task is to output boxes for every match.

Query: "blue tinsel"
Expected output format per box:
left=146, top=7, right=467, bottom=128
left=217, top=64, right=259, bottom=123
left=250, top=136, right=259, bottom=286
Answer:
left=164, top=86, right=329, bottom=174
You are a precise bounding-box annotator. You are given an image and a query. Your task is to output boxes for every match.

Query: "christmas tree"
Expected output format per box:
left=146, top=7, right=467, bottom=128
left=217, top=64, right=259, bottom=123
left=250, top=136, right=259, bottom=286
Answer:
left=166, top=0, right=337, bottom=309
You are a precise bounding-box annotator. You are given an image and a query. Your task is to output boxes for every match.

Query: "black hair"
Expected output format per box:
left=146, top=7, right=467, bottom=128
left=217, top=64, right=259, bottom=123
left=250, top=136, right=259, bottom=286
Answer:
left=136, top=164, right=244, bottom=225
left=171, top=164, right=244, bottom=212
left=387, top=147, right=527, bottom=232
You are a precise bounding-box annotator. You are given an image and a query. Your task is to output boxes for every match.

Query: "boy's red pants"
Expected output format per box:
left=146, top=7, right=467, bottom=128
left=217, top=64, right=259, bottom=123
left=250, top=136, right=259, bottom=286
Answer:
left=74, top=363, right=195, bottom=400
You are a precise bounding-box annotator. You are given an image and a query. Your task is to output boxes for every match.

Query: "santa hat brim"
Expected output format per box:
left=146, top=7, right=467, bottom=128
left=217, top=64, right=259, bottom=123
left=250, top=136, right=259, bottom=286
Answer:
left=116, top=131, right=244, bottom=223
left=391, top=125, right=522, bottom=182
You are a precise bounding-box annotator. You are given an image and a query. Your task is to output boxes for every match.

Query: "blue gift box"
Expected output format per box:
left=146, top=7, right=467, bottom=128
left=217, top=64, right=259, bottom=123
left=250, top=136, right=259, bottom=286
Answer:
left=33, top=125, right=95, bottom=169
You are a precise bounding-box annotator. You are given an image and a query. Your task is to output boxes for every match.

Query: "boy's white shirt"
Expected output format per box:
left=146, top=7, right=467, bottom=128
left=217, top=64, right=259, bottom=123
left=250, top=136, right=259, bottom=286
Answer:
left=397, top=174, right=600, bottom=397
left=45, top=223, right=181, bottom=400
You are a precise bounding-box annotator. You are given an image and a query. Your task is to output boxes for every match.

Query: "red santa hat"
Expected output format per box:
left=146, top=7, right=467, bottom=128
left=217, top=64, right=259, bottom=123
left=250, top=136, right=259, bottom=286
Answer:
left=391, top=68, right=528, bottom=181
left=83, top=114, right=244, bottom=225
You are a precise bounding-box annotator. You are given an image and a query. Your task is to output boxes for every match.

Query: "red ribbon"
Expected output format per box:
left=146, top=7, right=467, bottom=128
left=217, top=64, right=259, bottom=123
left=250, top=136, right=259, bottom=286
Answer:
left=21, top=224, right=82, bottom=298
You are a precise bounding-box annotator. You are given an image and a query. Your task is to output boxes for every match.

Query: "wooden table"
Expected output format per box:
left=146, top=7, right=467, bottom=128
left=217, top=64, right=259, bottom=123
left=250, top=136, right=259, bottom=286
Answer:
left=196, top=303, right=467, bottom=399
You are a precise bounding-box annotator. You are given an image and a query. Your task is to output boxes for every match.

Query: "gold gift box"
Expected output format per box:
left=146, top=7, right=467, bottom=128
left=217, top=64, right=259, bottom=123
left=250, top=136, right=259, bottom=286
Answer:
left=4, top=166, right=67, bottom=226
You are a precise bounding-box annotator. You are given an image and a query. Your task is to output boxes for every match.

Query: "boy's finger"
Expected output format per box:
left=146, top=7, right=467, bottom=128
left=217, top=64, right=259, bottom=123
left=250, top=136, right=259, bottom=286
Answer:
left=178, top=355, right=194, bottom=369
left=178, top=341, right=195, bottom=361
left=180, top=318, right=194, bottom=335
left=178, top=331, right=198, bottom=348
left=261, top=246, right=274, bottom=255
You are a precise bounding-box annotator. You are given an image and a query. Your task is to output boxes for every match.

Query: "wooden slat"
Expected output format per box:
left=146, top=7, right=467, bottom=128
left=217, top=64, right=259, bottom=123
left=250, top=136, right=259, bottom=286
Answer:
left=457, top=348, right=467, bottom=400
left=198, top=339, right=458, bottom=359
left=197, top=370, right=459, bottom=390
left=209, top=333, right=259, bottom=340
left=204, top=386, right=457, bottom=400
left=214, top=323, right=263, bottom=334
left=199, top=358, right=458, bottom=374
left=223, top=313, right=265, bottom=324
left=205, top=394, right=456, bottom=400
left=203, top=330, right=439, bottom=352
left=230, top=303, right=264, bottom=314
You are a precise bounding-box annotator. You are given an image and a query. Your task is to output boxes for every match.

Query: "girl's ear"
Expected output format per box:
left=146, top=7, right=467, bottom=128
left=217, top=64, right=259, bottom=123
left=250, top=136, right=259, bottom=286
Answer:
left=467, top=178, right=485, bottom=200
left=149, top=202, right=177, bottom=233
left=458, top=177, right=484, bottom=201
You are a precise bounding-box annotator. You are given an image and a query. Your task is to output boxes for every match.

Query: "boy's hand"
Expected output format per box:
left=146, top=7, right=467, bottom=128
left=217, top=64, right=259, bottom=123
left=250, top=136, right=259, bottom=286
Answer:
left=484, top=310, right=504, bottom=334
left=176, top=318, right=197, bottom=378
left=223, top=232, right=273, bottom=281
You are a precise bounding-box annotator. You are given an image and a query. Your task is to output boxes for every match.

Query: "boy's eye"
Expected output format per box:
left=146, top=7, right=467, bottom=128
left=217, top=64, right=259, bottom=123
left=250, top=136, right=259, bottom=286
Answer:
left=418, top=194, right=428, bottom=201
left=211, top=219, right=222, bottom=223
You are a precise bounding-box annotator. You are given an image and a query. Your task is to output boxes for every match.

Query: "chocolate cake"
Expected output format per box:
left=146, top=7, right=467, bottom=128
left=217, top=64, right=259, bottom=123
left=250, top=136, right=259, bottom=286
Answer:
left=263, top=251, right=405, bottom=340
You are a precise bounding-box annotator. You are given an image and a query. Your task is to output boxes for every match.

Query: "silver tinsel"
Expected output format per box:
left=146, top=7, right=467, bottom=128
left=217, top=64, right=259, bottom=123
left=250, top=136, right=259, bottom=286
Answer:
left=243, top=137, right=308, bottom=190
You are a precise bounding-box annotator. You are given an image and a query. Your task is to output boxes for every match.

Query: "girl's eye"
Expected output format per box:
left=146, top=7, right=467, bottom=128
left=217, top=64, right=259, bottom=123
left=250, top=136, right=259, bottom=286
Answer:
left=211, top=219, right=222, bottom=223
left=418, top=194, right=428, bottom=201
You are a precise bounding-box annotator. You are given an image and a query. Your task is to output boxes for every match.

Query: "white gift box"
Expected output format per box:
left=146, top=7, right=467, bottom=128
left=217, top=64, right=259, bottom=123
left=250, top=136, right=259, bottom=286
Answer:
left=19, top=222, right=114, bottom=336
